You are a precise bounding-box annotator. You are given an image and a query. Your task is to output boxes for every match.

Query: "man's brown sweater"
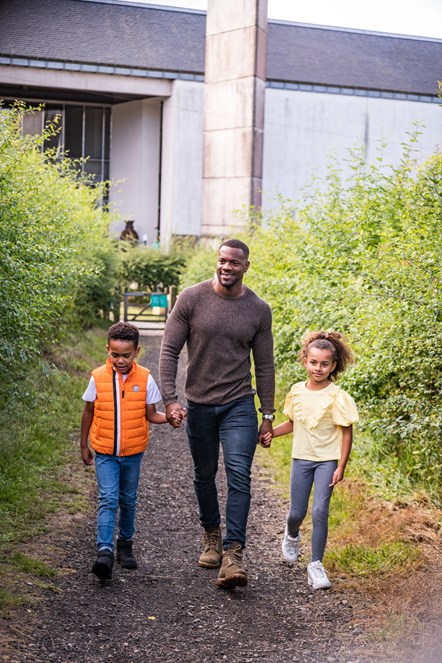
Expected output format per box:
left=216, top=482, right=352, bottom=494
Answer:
left=159, top=280, right=275, bottom=409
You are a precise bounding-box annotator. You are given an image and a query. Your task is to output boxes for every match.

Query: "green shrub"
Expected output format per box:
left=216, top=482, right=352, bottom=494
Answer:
left=245, top=136, right=442, bottom=500
left=0, top=103, right=118, bottom=387
left=178, top=242, right=217, bottom=289
left=117, top=244, right=185, bottom=292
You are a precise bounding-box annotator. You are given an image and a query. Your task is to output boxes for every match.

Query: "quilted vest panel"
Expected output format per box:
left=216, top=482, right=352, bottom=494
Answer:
left=90, top=358, right=150, bottom=456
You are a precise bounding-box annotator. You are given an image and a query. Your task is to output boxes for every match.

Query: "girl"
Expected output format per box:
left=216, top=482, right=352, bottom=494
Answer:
left=264, top=331, right=358, bottom=590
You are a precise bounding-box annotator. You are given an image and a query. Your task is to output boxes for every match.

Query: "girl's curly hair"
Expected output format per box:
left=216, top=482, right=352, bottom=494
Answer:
left=298, top=330, right=354, bottom=380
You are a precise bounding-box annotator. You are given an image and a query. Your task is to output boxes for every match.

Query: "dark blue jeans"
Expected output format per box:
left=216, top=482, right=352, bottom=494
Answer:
left=186, top=395, right=258, bottom=548
left=94, top=452, right=144, bottom=552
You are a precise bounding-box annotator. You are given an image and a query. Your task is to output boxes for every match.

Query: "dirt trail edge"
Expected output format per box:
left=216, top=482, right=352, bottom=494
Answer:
left=4, top=335, right=381, bottom=663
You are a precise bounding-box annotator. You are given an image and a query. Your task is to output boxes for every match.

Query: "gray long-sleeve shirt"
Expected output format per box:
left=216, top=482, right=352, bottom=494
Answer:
left=159, top=280, right=275, bottom=409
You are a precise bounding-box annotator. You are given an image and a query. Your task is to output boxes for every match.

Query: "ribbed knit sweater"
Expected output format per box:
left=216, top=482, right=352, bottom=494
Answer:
left=159, top=280, right=275, bottom=409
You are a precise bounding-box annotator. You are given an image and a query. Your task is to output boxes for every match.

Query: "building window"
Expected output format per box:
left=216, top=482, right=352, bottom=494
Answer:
left=21, top=103, right=111, bottom=193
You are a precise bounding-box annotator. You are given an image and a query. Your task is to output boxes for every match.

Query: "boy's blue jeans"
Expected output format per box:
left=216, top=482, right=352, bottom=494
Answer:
left=94, top=452, right=144, bottom=552
left=186, top=395, right=258, bottom=548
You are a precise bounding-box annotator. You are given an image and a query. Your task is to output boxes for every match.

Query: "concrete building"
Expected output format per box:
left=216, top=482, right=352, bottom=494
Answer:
left=0, top=0, right=441, bottom=247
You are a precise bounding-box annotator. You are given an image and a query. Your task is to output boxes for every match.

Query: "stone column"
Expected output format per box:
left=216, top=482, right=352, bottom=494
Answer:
left=201, top=0, right=268, bottom=238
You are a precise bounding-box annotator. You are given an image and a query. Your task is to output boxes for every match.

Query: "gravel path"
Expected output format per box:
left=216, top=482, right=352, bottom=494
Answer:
left=3, top=334, right=374, bottom=663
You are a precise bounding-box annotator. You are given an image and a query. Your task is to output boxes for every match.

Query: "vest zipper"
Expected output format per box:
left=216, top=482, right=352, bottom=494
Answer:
left=112, top=371, right=118, bottom=456
left=120, top=376, right=127, bottom=455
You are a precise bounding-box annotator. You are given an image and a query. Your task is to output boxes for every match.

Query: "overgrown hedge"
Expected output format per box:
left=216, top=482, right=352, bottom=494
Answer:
left=244, top=138, right=442, bottom=499
left=0, top=103, right=118, bottom=393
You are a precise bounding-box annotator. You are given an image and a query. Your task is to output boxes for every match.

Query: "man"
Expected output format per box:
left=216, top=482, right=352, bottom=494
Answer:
left=159, top=239, right=275, bottom=589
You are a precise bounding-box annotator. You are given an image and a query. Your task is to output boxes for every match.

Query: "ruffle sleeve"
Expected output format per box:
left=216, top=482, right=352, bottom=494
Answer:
left=332, top=388, right=359, bottom=426
left=282, top=384, right=299, bottom=421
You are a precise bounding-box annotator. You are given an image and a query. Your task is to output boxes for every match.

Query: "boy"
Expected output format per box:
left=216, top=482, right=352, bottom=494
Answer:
left=80, top=322, right=177, bottom=580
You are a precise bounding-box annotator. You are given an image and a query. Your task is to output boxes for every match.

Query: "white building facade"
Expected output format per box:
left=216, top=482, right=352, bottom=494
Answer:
left=0, top=0, right=441, bottom=248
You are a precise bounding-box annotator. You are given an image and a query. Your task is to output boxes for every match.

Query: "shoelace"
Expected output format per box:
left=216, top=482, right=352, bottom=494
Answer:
left=204, top=530, right=220, bottom=547
left=227, top=547, right=242, bottom=565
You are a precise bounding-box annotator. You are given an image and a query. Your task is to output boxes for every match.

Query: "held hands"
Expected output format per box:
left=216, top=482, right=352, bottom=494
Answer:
left=258, top=420, right=273, bottom=448
left=166, top=403, right=187, bottom=428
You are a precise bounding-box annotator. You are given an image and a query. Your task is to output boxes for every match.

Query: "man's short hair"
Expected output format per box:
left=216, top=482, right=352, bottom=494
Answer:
left=107, top=322, right=139, bottom=349
left=219, top=239, right=249, bottom=259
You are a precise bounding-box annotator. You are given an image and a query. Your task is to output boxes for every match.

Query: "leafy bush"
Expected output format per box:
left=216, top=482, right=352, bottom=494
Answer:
left=0, top=103, right=118, bottom=389
left=117, top=244, right=185, bottom=292
left=178, top=242, right=216, bottom=289
left=245, top=137, right=442, bottom=500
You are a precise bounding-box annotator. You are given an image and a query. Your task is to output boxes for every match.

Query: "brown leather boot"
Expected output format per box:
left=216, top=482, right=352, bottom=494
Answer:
left=198, top=526, right=222, bottom=568
left=215, top=542, right=247, bottom=588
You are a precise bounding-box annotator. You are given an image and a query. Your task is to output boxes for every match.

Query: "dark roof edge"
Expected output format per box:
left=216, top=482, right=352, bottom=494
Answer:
left=268, top=18, right=442, bottom=43
left=266, top=80, right=440, bottom=103
left=0, top=56, right=204, bottom=81
left=75, top=0, right=206, bottom=14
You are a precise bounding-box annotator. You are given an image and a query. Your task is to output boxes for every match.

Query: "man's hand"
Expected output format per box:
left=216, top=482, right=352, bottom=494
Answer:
left=258, top=419, right=273, bottom=448
left=166, top=402, right=187, bottom=428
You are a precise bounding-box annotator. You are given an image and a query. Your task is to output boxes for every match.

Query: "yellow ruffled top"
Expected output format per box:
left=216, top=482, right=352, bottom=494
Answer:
left=283, top=381, right=359, bottom=461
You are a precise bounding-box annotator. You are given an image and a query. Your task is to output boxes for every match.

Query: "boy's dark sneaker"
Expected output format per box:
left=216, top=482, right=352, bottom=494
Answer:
left=198, top=526, right=222, bottom=568
left=215, top=542, right=247, bottom=589
left=116, top=539, right=137, bottom=569
left=92, top=549, right=114, bottom=579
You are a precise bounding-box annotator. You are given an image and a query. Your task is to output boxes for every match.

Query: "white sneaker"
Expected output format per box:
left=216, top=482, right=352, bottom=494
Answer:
left=281, top=527, right=300, bottom=564
left=307, top=561, right=331, bottom=590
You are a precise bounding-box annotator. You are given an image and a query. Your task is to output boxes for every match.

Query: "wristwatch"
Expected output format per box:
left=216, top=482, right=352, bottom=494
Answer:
left=262, top=413, right=275, bottom=421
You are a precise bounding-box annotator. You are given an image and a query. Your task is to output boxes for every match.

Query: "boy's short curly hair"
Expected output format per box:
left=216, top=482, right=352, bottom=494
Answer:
left=107, top=322, right=139, bottom=349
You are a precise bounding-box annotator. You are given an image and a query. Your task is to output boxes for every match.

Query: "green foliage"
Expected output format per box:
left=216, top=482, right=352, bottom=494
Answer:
left=73, top=241, right=121, bottom=328
left=118, top=244, right=185, bottom=292
left=0, top=588, right=28, bottom=611
left=178, top=242, right=217, bottom=289
left=9, top=553, right=57, bottom=577
left=0, top=329, right=105, bottom=617
left=0, top=103, right=120, bottom=392
left=326, top=541, right=419, bottom=576
left=0, top=329, right=105, bottom=548
left=245, top=135, right=442, bottom=500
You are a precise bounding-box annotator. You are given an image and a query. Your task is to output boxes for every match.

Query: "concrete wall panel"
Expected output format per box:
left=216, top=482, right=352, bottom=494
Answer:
left=110, top=99, right=161, bottom=242
left=206, top=0, right=268, bottom=36
left=204, top=77, right=256, bottom=130
left=205, top=27, right=259, bottom=84
left=204, top=128, right=254, bottom=178
left=202, top=0, right=267, bottom=236
left=201, top=176, right=252, bottom=237
left=262, top=89, right=442, bottom=211
left=0, top=64, right=171, bottom=97
left=160, top=80, right=204, bottom=249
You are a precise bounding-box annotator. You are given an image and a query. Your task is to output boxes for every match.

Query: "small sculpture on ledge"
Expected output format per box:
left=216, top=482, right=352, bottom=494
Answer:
left=120, top=218, right=139, bottom=245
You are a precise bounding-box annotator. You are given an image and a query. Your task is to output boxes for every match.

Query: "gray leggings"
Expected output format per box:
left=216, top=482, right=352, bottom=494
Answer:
left=287, top=459, right=337, bottom=562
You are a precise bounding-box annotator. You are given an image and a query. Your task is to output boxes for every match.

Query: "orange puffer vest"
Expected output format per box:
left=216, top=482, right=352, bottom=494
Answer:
left=90, top=358, right=150, bottom=456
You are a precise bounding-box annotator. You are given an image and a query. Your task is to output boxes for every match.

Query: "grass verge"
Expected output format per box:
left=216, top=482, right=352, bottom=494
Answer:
left=0, top=328, right=107, bottom=617
left=256, top=418, right=442, bottom=662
